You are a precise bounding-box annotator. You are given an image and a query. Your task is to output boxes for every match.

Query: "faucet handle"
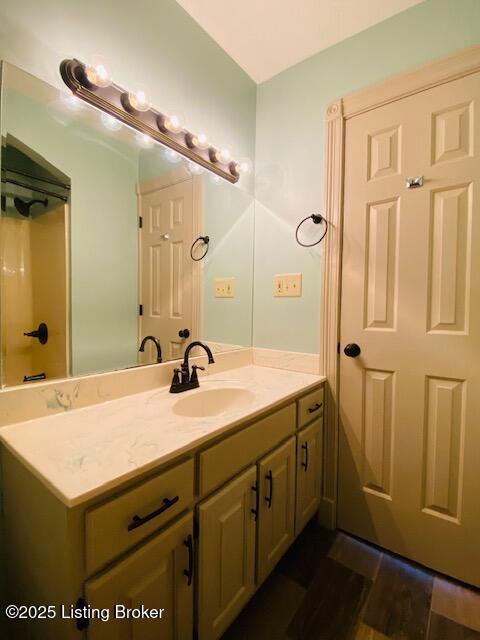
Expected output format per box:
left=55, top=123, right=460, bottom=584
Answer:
left=169, top=368, right=182, bottom=393
left=190, top=364, right=205, bottom=384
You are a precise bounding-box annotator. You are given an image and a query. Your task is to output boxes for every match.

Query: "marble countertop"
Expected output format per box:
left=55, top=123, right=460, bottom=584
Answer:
left=0, top=365, right=325, bottom=507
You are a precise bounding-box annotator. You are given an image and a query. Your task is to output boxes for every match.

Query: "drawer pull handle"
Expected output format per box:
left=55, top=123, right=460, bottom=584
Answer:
left=251, top=483, right=258, bottom=520
left=301, top=442, right=309, bottom=472
left=265, top=471, right=273, bottom=508
left=183, top=534, right=194, bottom=586
left=127, top=495, right=179, bottom=532
left=308, top=402, right=322, bottom=414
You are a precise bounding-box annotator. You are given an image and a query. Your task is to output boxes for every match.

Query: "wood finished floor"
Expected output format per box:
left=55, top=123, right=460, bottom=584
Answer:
left=221, top=522, right=480, bottom=640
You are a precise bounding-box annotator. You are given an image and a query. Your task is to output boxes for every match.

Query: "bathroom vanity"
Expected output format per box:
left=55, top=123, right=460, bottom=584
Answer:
left=1, top=364, right=325, bottom=640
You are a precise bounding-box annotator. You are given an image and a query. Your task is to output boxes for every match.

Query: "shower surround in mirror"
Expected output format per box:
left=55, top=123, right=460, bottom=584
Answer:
left=0, top=63, right=254, bottom=387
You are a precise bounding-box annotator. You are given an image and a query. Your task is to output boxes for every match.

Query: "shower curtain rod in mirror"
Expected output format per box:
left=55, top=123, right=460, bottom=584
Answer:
left=1, top=177, right=69, bottom=202
left=3, top=167, right=70, bottom=190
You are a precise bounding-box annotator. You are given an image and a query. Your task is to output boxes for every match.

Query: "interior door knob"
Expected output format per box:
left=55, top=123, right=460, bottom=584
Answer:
left=344, top=343, right=361, bottom=358
left=178, top=329, right=190, bottom=339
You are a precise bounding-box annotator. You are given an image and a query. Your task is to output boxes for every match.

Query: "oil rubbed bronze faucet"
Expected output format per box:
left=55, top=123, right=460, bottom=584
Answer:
left=169, top=341, right=215, bottom=393
left=139, top=335, right=162, bottom=363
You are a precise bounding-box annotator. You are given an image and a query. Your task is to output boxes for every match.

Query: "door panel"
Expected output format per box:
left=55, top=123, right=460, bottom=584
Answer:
left=257, top=437, right=296, bottom=583
left=197, top=466, right=256, bottom=640
left=339, top=71, right=480, bottom=586
left=85, top=512, right=193, bottom=640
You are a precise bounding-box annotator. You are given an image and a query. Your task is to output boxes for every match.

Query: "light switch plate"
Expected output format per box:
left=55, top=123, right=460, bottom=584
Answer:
left=214, top=277, right=235, bottom=298
left=274, top=273, right=302, bottom=297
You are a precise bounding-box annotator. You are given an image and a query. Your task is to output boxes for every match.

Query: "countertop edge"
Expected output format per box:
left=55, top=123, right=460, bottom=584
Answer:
left=1, top=374, right=326, bottom=508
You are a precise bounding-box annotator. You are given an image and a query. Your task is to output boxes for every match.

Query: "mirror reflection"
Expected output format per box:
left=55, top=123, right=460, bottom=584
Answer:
left=0, top=63, right=254, bottom=387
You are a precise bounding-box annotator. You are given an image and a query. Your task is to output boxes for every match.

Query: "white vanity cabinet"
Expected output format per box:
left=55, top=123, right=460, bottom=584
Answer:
left=1, top=381, right=324, bottom=640
left=85, top=512, right=194, bottom=640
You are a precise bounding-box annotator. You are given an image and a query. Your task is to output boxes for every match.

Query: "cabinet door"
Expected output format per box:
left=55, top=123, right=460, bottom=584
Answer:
left=295, top=418, right=323, bottom=535
left=85, top=512, right=193, bottom=640
left=257, top=437, right=296, bottom=583
left=197, top=466, right=257, bottom=640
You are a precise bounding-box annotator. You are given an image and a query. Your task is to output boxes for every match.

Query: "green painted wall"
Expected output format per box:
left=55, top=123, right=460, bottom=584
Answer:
left=202, top=179, right=254, bottom=346
left=254, top=0, right=480, bottom=353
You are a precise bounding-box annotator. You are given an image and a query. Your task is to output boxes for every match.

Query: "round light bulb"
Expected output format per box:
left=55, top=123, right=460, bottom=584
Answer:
left=164, top=114, right=184, bottom=133
left=60, top=91, right=83, bottom=112
left=101, top=112, right=122, bottom=131
left=136, top=133, right=154, bottom=148
left=238, top=158, right=252, bottom=174
left=209, top=174, right=222, bottom=185
left=127, top=89, right=150, bottom=112
left=85, top=63, right=112, bottom=88
left=216, top=148, right=231, bottom=164
left=188, top=162, right=204, bottom=175
left=165, top=148, right=182, bottom=164
left=194, top=132, right=209, bottom=150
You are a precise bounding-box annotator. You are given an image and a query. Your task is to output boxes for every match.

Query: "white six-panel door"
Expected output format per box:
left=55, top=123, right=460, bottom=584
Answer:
left=339, top=71, right=480, bottom=586
left=139, top=179, right=194, bottom=362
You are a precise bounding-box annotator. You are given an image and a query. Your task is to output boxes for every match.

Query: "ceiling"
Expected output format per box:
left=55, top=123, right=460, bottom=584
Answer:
left=175, top=0, right=425, bottom=83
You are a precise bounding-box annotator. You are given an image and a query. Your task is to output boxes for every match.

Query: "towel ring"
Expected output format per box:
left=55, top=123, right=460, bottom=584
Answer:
left=190, top=235, right=210, bottom=261
left=295, top=214, right=328, bottom=247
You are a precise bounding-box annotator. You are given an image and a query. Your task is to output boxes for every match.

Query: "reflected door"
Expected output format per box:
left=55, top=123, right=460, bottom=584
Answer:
left=339, top=72, right=480, bottom=586
left=139, top=179, right=195, bottom=362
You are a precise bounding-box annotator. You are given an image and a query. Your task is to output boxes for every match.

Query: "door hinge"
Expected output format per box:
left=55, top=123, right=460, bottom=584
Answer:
left=75, top=597, right=90, bottom=631
left=193, top=517, right=199, bottom=540
left=138, top=216, right=143, bottom=229
left=139, top=304, right=143, bottom=316
left=337, top=342, right=340, bottom=354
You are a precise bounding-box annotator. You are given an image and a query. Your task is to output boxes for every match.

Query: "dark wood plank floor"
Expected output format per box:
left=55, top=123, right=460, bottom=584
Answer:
left=221, top=521, right=480, bottom=640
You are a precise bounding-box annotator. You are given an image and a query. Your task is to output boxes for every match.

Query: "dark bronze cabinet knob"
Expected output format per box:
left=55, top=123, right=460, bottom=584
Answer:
left=344, top=343, right=361, bottom=358
left=178, top=329, right=190, bottom=339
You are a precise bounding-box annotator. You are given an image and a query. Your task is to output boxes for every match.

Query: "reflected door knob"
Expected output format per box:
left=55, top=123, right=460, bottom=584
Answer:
left=178, top=329, right=190, bottom=339
left=344, top=343, right=361, bottom=358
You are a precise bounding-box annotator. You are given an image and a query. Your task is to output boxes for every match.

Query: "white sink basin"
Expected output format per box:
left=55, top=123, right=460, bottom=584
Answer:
left=172, top=387, right=255, bottom=418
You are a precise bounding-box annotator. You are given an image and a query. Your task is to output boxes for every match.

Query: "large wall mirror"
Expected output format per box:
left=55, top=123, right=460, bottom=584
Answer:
left=0, top=63, right=254, bottom=387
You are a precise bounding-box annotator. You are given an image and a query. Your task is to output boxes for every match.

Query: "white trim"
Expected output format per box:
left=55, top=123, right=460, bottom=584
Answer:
left=319, top=99, right=344, bottom=530
left=343, top=44, right=480, bottom=119
left=321, top=44, right=480, bottom=530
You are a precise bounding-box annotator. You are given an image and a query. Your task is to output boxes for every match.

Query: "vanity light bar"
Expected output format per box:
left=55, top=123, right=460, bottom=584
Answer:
left=59, top=59, right=241, bottom=184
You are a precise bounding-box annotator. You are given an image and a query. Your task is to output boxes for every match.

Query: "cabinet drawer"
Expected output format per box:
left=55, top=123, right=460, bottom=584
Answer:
left=297, top=386, right=324, bottom=428
left=199, top=404, right=296, bottom=496
left=85, top=458, right=194, bottom=574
